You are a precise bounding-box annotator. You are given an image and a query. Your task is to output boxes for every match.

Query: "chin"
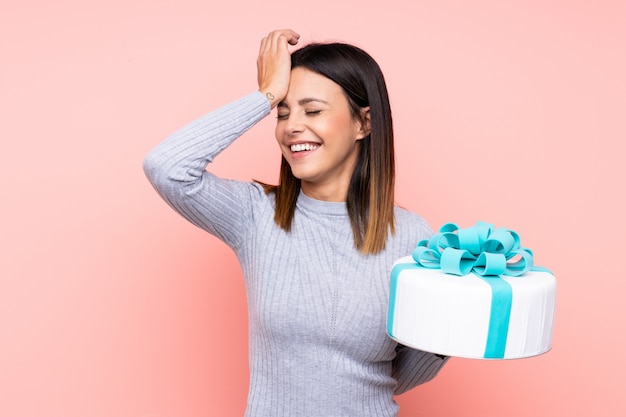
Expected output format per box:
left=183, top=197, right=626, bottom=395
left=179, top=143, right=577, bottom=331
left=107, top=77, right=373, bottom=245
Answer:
left=290, top=170, right=312, bottom=181
left=287, top=163, right=312, bottom=180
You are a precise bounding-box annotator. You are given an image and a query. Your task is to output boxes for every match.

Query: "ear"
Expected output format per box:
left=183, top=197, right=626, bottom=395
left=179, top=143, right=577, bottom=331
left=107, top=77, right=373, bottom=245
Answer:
left=355, top=107, right=371, bottom=140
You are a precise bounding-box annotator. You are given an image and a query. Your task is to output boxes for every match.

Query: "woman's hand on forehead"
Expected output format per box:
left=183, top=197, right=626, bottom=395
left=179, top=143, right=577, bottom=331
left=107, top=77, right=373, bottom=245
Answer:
left=257, top=29, right=300, bottom=109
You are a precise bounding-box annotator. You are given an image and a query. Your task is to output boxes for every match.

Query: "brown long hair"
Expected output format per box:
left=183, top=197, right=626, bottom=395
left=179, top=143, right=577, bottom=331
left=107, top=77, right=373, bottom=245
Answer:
left=260, top=42, right=395, bottom=255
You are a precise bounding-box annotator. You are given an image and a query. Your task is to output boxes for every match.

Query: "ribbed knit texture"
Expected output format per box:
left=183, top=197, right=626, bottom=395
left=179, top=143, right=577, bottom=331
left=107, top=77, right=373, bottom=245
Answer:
left=143, top=91, right=448, bottom=417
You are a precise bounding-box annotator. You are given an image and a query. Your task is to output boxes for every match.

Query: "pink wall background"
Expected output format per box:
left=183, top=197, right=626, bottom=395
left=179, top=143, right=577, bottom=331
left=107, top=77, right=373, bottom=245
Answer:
left=2, top=0, right=624, bottom=416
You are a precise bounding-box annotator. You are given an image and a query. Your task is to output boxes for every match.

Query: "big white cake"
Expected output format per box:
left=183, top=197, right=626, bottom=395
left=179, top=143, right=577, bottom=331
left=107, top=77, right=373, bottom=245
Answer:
left=387, top=222, right=556, bottom=360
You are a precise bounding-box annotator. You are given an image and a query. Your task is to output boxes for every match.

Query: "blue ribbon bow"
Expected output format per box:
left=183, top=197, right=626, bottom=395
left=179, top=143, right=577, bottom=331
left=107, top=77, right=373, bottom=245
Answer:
left=412, top=221, right=534, bottom=277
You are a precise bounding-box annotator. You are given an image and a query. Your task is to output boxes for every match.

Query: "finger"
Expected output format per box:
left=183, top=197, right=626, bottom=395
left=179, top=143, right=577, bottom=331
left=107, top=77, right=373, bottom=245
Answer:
left=258, top=36, right=268, bottom=54
left=267, top=29, right=300, bottom=49
left=282, top=29, right=300, bottom=45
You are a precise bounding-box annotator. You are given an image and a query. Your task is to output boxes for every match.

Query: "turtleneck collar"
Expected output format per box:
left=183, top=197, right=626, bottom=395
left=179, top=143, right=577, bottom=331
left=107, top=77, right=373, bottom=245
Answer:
left=296, top=190, right=349, bottom=216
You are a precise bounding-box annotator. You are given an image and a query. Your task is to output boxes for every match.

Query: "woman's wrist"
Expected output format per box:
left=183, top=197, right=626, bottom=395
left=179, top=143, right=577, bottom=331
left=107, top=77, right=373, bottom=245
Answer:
left=259, top=90, right=279, bottom=108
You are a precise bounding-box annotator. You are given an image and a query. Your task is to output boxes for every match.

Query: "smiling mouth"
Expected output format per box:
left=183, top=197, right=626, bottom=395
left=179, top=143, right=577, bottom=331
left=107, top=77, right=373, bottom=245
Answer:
left=290, top=143, right=319, bottom=152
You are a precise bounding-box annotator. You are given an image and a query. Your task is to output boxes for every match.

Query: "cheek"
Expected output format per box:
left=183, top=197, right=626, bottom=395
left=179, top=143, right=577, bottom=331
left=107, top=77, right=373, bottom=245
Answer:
left=328, top=113, right=358, bottom=137
left=275, top=124, right=289, bottom=151
left=274, top=122, right=282, bottom=139
left=274, top=124, right=289, bottom=156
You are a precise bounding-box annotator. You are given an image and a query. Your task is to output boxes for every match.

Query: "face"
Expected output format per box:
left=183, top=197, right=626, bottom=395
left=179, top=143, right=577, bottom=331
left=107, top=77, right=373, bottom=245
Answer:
left=275, top=67, right=369, bottom=201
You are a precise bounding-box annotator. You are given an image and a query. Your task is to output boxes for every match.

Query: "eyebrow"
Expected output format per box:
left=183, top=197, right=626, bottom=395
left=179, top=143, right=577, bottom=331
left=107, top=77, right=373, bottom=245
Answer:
left=277, top=97, right=330, bottom=108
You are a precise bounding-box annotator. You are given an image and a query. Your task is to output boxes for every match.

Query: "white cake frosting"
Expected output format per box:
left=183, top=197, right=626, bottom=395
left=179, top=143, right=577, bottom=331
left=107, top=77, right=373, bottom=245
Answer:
left=387, top=222, right=557, bottom=360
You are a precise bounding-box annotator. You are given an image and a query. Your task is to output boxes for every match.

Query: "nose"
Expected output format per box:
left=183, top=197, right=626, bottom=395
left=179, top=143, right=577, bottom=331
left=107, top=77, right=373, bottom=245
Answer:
left=284, top=113, right=305, bottom=135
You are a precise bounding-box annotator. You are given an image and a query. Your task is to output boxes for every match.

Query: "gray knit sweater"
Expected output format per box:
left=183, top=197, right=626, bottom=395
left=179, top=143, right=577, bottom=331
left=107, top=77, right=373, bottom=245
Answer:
left=143, top=91, right=447, bottom=417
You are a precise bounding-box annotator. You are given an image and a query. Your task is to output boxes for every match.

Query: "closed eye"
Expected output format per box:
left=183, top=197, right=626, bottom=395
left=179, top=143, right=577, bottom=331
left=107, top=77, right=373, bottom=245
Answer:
left=277, top=110, right=321, bottom=120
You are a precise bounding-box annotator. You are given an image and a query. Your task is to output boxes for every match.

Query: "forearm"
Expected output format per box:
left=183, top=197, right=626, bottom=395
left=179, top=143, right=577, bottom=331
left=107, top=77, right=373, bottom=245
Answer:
left=143, top=91, right=270, bottom=190
left=392, top=344, right=449, bottom=395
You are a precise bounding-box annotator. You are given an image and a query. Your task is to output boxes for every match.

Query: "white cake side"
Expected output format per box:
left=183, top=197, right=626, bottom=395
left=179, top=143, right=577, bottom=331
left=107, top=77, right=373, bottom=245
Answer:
left=388, top=257, right=556, bottom=359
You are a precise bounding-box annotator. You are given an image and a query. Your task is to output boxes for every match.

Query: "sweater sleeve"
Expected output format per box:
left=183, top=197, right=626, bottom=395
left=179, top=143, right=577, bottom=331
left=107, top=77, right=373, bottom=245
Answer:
left=143, top=91, right=271, bottom=248
left=392, top=344, right=449, bottom=395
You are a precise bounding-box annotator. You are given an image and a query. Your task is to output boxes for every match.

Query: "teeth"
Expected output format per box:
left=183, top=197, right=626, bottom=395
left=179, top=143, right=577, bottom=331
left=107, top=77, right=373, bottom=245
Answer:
left=290, top=143, right=318, bottom=152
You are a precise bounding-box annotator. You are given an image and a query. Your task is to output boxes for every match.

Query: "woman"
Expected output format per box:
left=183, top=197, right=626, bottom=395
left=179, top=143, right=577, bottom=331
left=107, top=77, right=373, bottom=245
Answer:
left=144, top=29, right=447, bottom=417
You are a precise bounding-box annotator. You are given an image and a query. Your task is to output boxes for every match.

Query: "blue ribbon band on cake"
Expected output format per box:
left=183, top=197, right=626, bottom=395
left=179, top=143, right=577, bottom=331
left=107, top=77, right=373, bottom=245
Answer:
left=388, top=221, right=549, bottom=359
